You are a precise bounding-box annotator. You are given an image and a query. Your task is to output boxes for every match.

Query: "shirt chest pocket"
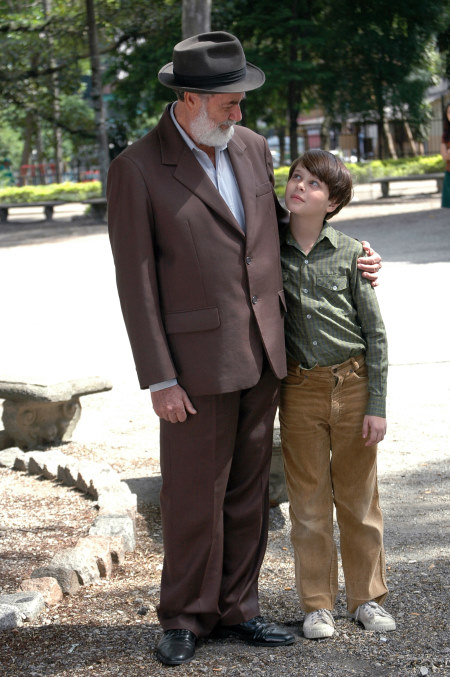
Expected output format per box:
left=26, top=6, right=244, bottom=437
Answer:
left=315, top=275, right=348, bottom=292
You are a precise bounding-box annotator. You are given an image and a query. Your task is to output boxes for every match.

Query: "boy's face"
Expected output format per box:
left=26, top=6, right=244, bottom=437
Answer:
left=285, top=163, right=338, bottom=218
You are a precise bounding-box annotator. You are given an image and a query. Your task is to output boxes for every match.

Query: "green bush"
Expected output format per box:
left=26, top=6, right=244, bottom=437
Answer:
left=274, top=155, right=445, bottom=195
left=0, top=181, right=101, bottom=204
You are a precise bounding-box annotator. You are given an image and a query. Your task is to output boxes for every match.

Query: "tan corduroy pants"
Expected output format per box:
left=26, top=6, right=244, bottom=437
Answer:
left=279, top=355, right=388, bottom=614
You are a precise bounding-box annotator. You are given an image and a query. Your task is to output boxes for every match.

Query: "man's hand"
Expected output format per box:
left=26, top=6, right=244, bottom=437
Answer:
left=151, top=384, right=197, bottom=423
left=362, top=415, right=386, bottom=447
left=358, top=240, right=382, bottom=288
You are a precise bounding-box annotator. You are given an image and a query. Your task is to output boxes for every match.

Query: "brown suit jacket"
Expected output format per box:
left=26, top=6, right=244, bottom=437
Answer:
left=107, top=105, right=287, bottom=395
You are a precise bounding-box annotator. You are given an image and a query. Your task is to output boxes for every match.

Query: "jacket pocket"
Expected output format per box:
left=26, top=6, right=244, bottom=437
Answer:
left=255, top=181, right=272, bottom=196
left=164, top=307, right=220, bottom=334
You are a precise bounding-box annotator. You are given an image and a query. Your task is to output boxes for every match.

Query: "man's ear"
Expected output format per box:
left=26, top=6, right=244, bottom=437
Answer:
left=184, top=91, right=201, bottom=113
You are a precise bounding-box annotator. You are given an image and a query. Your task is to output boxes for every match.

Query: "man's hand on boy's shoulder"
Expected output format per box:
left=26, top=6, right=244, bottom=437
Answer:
left=358, top=240, right=382, bottom=288
left=362, top=415, right=387, bottom=447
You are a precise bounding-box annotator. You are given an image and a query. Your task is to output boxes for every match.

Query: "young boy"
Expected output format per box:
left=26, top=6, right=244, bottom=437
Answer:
left=279, top=149, right=395, bottom=639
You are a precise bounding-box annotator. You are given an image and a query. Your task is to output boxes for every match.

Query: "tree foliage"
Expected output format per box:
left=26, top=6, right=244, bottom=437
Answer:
left=317, top=0, right=448, bottom=157
left=0, top=0, right=448, bottom=176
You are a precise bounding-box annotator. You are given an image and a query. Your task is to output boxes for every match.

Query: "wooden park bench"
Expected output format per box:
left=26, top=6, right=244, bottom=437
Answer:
left=369, top=172, right=444, bottom=198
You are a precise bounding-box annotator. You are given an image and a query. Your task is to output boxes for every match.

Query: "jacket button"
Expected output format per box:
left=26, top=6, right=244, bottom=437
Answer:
left=252, top=295, right=258, bottom=304
left=245, top=256, right=252, bottom=264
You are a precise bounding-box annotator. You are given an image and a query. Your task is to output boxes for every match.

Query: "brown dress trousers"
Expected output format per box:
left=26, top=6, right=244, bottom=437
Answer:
left=107, top=105, right=287, bottom=637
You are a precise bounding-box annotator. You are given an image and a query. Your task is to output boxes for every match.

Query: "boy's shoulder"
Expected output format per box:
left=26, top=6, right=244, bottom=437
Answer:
left=329, top=225, right=364, bottom=256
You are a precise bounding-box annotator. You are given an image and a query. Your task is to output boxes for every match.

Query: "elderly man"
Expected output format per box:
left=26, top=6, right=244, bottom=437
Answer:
left=107, top=31, right=380, bottom=665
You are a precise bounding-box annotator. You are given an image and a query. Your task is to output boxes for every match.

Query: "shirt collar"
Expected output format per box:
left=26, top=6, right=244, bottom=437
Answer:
left=282, top=219, right=338, bottom=250
left=169, top=102, right=228, bottom=154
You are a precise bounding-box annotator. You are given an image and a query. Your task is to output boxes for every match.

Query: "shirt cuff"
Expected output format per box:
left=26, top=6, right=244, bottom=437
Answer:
left=149, top=379, right=178, bottom=392
left=365, top=394, right=386, bottom=418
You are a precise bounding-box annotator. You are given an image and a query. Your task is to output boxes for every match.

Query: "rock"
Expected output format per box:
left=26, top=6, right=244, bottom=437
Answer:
left=19, top=577, right=63, bottom=605
left=0, top=591, right=45, bottom=621
left=89, top=514, right=136, bottom=552
left=75, top=536, right=114, bottom=579
left=49, top=547, right=101, bottom=586
left=28, top=451, right=53, bottom=476
left=0, top=448, right=25, bottom=468
left=96, top=488, right=137, bottom=514
left=0, top=603, right=23, bottom=629
left=40, top=450, right=69, bottom=480
left=57, top=461, right=80, bottom=487
left=13, top=454, right=28, bottom=471
left=31, top=566, right=81, bottom=596
left=74, top=460, right=115, bottom=495
left=109, top=536, right=127, bottom=565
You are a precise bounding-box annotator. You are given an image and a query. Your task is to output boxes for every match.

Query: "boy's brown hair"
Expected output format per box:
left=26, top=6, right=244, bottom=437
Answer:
left=288, top=149, right=353, bottom=219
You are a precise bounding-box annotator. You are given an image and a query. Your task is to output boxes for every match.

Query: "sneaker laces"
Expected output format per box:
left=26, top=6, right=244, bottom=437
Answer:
left=356, top=601, right=391, bottom=621
left=308, top=609, right=334, bottom=626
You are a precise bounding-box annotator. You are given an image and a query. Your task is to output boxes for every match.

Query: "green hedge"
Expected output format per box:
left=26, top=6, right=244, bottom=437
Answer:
left=0, top=181, right=101, bottom=204
left=273, top=155, right=445, bottom=197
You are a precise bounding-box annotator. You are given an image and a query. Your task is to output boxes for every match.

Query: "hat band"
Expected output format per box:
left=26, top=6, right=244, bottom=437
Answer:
left=173, top=66, right=246, bottom=88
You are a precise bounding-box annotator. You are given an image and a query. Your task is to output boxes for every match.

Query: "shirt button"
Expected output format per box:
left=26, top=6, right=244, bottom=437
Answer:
left=312, top=340, right=318, bottom=346
left=306, top=314, right=312, bottom=319
left=332, top=285, right=338, bottom=290
left=303, top=289, right=309, bottom=294
left=252, top=295, right=258, bottom=304
left=245, top=256, right=252, bottom=264
left=304, top=259, right=309, bottom=264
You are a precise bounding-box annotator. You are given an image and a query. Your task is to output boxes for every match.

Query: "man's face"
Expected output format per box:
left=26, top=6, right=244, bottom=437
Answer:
left=190, top=92, right=245, bottom=148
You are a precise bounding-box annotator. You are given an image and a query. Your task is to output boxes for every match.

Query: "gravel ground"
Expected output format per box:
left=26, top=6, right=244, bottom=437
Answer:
left=0, top=192, right=449, bottom=676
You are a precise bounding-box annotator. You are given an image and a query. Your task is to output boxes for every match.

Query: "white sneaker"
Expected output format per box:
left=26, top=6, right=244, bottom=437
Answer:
left=303, top=609, right=335, bottom=639
left=352, top=601, right=396, bottom=632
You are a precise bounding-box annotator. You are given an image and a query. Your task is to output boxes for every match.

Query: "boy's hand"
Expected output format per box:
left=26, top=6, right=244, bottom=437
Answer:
left=358, top=240, right=382, bottom=288
left=362, top=415, right=386, bottom=447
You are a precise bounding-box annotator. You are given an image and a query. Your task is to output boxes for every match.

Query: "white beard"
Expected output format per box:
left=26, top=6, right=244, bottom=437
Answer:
left=190, top=101, right=235, bottom=148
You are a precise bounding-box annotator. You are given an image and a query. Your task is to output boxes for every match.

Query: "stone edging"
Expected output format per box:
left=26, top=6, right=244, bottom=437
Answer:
left=0, top=447, right=137, bottom=630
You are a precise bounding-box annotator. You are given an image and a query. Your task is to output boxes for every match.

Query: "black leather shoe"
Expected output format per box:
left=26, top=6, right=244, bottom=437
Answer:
left=214, top=615, right=295, bottom=646
left=156, top=629, right=197, bottom=665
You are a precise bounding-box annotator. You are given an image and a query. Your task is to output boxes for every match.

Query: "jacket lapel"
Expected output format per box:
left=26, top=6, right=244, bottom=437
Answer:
left=157, top=107, right=247, bottom=237
left=227, top=132, right=256, bottom=235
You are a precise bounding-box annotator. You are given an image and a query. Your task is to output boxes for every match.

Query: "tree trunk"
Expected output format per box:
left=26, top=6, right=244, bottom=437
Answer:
left=404, top=120, right=417, bottom=156
left=35, top=117, right=46, bottom=185
left=320, top=116, right=331, bottom=151
left=20, top=112, right=34, bottom=186
left=182, top=0, right=211, bottom=39
left=86, top=0, right=109, bottom=195
left=278, top=129, right=285, bottom=166
left=42, top=0, right=64, bottom=183
left=383, top=119, right=397, bottom=159
left=288, top=0, right=299, bottom=164
left=288, top=85, right=299, bottom=163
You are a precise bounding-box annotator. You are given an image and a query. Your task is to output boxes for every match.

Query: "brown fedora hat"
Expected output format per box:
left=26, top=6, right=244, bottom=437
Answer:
left=158, top=31, right=265, bottom=93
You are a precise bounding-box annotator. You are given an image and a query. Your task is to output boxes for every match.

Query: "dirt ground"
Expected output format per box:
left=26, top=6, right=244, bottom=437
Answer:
left=0, top=190, right=449, bottom=676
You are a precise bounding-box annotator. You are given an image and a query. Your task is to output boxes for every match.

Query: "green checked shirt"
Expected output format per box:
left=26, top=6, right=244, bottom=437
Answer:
left=280, top=221, right=388, bottom=417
